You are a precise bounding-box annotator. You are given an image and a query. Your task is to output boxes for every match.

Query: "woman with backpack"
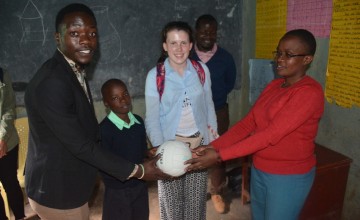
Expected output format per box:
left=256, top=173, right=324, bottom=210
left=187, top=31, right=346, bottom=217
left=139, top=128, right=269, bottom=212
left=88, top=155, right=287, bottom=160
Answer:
left=145, top=21, right=217, bottom=220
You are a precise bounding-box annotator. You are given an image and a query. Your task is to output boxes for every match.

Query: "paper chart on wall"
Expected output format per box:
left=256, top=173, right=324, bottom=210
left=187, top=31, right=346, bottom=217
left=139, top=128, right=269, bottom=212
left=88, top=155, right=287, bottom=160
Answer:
left=325, top=0, right=360, bottom=108
left=255, top=0, right=287, bottom=59
left=287, top=0, right=332, bottom=38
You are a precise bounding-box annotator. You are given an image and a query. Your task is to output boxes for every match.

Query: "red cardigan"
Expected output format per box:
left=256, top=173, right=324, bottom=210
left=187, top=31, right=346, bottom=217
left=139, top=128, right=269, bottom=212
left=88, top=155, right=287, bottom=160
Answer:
left=212, top=76, right=324, bottom=174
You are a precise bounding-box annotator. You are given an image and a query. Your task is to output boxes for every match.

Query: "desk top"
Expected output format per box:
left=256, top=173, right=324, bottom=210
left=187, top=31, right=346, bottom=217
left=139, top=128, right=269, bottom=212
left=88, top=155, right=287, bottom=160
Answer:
left=315, top=144, right=353, bottom=172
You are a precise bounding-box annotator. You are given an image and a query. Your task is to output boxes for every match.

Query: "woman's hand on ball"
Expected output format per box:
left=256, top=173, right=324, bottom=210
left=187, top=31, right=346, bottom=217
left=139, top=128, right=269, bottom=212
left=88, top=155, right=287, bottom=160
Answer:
left=185, top=147, right=221, bottom=171
left=191, top=145, right=207, bottom=158
left=191, top=144, right=214, bottom=158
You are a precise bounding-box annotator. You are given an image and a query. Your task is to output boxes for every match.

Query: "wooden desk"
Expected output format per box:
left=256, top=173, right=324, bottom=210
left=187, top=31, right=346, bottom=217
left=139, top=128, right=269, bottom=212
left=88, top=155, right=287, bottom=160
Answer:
left=299, top=144, right=352, bottom=220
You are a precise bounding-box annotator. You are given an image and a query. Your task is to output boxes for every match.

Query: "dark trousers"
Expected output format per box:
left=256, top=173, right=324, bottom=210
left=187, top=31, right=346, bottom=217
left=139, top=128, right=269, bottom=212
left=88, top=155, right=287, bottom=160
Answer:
left=209, top=104, right=229, bottom=195
left=102, top=183, right=149, bottom=220
left=0, top=145, right=25, bottom=220
left=0, top=192, right=5, bottom=220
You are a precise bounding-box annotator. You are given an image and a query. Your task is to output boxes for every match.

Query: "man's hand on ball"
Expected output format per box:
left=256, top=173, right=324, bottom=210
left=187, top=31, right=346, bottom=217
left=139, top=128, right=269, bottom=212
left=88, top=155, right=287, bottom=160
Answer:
left=147, top=147, right=158, bottom=158
left=140, top=154, right=172, bottom=181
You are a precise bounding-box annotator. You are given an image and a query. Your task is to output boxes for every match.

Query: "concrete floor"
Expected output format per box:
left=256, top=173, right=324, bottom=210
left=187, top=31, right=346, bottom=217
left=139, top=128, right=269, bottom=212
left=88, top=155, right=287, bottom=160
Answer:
left=15, top=169, right=251, bottom=220
left=89, top=177, right=251, bottom=220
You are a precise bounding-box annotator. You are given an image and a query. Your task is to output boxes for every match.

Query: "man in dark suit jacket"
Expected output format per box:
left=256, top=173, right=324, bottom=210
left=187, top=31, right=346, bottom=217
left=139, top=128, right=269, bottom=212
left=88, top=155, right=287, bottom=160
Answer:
left=25, top=4, right=166, bottom=219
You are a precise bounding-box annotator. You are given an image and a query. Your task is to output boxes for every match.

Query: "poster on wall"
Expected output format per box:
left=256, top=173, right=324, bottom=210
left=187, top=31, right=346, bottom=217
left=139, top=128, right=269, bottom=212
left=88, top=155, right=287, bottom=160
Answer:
left=255, top=0, right=287, bottom=59
left=325, top=0, right=360, bottom=108
left=255, top=0, right=332, bottom=59
left=287, top=0, right=332, bottom=38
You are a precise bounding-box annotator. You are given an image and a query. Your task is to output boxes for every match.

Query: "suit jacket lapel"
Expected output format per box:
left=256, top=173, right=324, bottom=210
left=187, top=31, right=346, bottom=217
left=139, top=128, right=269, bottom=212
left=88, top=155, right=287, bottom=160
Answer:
left=54, top=51, right=93, bottom=105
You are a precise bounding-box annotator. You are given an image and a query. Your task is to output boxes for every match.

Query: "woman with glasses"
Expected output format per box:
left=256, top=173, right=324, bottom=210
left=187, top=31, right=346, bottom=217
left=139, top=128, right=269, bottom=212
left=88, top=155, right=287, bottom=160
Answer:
left=186, top=29, right=324, bottom=220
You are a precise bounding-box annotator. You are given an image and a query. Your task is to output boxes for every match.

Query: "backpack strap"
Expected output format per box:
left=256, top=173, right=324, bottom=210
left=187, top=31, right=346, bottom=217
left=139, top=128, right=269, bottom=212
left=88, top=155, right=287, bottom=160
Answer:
left=156, top=60, right=205, bottom=101
left=190, top=60, right=205, bottom=86
left=156, top=62, right=166, bottom=100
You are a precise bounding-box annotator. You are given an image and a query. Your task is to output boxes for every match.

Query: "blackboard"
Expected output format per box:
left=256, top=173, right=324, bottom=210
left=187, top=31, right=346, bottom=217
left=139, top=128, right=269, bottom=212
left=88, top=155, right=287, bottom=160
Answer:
left=0, top=0, right=242, bottom=105
left=248, top=59, right=276, bottom=105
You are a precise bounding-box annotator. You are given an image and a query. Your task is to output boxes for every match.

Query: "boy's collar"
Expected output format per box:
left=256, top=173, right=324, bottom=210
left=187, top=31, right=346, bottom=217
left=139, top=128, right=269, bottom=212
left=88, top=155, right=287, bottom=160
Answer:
left=107, top=111, right=140, bottom=130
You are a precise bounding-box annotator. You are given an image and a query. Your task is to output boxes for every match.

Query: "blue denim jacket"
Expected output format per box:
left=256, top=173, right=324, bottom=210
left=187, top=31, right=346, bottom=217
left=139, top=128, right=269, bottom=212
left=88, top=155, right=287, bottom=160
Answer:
left=145, top=58, right=217, bottom=147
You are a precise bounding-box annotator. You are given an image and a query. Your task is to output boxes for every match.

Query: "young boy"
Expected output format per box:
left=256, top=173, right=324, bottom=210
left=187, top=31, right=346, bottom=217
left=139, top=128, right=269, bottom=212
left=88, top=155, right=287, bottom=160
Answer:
left=100, top=79, right=149, bottom=220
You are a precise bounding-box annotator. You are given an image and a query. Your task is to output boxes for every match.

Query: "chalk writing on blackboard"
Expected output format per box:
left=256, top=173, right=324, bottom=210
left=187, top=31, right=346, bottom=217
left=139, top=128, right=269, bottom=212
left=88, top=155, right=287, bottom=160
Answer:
left=227, top=4, right=238, bottom=17
left=174, top=0, right=188, bottom=12
left=19, top=0, right=50, bottom=70
left=20, top=0, right=46, bottom=47
left=92, top=6, right=121, bottom=64
left=216, top=0, right=226, bottom=10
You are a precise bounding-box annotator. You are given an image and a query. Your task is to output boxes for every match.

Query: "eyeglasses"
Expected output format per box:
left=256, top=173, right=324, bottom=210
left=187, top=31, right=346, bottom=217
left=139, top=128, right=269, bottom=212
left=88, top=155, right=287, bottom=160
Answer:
left=272, top=51, right=308, bottom=59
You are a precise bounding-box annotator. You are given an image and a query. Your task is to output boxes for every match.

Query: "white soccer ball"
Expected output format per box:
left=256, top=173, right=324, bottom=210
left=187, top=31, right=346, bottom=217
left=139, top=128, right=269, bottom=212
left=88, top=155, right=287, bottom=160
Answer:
left=156, top=140, right=192, bottom=177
